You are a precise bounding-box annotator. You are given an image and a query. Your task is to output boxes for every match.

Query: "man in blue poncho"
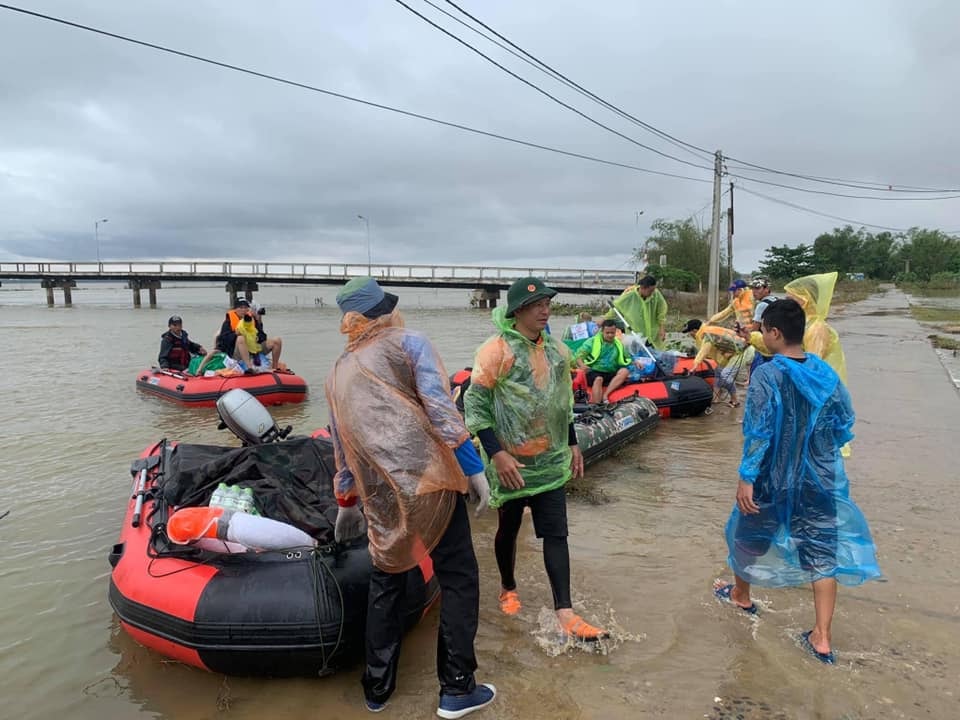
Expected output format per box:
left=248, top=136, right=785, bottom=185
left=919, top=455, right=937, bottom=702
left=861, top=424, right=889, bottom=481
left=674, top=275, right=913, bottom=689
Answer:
left=713, top=298, right=881, bottom=664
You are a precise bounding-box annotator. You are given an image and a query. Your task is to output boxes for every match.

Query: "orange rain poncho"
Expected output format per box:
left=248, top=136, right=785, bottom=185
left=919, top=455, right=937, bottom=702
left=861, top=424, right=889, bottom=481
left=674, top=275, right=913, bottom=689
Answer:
left=784, top=272, right=848, bottom=384
left=325, top=309, right=469, bottom=573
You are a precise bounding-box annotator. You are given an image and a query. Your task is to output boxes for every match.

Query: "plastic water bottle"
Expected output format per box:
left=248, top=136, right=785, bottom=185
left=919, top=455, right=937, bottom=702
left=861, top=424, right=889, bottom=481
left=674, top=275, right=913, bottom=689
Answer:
left=235, top=486, right=259, bottom=515
left=210, top=483, right=238, bottom=511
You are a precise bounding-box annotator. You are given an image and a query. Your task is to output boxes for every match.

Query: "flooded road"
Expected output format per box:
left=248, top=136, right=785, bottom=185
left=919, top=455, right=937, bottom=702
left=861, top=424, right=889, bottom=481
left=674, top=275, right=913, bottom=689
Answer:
left=1, top=284, right=957, bottom=719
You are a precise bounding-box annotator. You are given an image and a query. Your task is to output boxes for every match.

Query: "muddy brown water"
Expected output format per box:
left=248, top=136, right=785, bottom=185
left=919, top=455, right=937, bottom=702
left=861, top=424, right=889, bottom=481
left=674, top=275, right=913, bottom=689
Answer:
left=1, top=285, right=957, bottom=719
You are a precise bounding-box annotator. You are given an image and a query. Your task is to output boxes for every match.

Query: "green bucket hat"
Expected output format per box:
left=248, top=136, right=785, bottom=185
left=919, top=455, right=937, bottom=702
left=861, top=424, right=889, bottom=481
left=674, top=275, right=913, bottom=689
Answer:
left=505, top=276, right=558, bottom=318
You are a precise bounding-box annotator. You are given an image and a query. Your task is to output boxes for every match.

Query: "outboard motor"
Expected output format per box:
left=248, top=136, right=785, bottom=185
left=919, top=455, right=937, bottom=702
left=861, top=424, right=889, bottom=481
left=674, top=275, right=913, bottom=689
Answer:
left=216, top=388, right=292, bottom=445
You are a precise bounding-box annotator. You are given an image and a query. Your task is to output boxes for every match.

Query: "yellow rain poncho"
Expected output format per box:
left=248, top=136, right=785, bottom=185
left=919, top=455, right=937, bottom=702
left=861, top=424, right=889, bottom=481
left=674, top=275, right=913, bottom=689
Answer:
left=784, top=272, right=848, bottom=384
left=325, top=309, right=469, bottom=573
left=710, top=288, right=755, bottom=327
left=463, top=307, right=574, bottom=508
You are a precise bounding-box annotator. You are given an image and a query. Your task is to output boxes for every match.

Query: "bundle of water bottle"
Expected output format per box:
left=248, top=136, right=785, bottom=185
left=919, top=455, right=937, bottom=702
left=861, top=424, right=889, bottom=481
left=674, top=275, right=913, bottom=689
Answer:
left=209, top=483, right=260, bottom=515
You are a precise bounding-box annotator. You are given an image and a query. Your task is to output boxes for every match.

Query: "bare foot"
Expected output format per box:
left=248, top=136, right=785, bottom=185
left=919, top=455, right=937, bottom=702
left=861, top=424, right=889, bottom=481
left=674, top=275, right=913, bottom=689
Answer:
left=807, top=628, right=832, bottom=655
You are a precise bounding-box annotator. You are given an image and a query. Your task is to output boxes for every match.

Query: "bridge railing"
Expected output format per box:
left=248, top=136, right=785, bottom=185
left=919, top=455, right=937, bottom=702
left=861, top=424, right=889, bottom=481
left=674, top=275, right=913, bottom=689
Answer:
left=0, top=261, right=636, bottom=287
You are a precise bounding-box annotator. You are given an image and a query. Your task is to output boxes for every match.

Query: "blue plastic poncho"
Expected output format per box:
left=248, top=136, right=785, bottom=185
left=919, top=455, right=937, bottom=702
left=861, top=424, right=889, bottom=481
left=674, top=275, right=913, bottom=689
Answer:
left=724, top=354, right=881, bottom=587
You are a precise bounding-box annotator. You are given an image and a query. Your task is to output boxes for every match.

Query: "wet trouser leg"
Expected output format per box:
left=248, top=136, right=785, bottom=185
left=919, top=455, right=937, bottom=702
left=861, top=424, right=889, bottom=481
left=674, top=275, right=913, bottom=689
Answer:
left=430, top=494, right=479, bottom=696
left=362, top=567, right=405, bottom=704
left=495, top=499, right=526, bottom=591
left=529, top=487, right=572, bottom=610
left=543, top=535, right=572, bottom=609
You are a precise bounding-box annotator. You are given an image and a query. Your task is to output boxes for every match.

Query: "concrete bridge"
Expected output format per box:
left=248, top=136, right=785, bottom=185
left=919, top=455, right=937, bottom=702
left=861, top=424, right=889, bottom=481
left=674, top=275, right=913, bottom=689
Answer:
left=0, top=261, right=638, bottom=307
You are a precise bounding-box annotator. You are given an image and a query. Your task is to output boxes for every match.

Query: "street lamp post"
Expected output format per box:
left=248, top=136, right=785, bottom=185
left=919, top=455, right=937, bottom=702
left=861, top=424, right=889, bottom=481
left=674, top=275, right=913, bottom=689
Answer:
left=357, top=214, right=371, bottom=275
left=94, top=218, right=109, bottom=264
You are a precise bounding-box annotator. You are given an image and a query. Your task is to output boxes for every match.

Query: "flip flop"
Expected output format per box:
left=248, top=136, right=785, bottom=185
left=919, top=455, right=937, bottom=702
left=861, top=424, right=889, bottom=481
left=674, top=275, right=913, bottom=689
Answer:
left=713, top=583, right=757, bottom=615
left=799, top=630, right=836, bottom=665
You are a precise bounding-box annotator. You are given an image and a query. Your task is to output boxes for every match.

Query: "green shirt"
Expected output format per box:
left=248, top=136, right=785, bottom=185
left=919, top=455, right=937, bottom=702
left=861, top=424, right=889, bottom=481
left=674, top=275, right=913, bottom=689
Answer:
left=576, top=337, right=628, bottom=373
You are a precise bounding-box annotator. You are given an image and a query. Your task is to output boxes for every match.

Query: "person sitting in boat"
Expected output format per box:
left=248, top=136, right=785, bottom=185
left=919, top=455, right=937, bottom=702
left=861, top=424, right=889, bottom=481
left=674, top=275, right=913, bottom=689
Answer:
left=202, top=299, right=283, bottom=373
left=606, top=275, right=668, bottom=348
left=157, top=315, right=206, bottom=372
left=709, top=278, right=755, bottom=327
left=681, top=318, right=747, bottom=407
left=576, top=318, right=632, bottom=404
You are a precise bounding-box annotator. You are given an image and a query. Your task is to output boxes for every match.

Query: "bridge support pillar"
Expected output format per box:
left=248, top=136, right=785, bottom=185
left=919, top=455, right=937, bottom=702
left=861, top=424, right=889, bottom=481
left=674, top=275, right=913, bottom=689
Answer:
left=127, top=278, right=143, bottom=308
left=471, top=288, right=500, bottom=310
left=143, top=279, right=162, bottom=308
left=41, top=279, right=77, bottom=307
left=226, top=281, right=259, bottom=307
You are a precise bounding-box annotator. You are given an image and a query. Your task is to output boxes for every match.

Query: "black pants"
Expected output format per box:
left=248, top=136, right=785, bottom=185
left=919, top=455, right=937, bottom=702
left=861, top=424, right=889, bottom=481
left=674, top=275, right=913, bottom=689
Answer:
left=494, top=486, right=572, bottom=610
left=362, top=494, right=479, bottom=703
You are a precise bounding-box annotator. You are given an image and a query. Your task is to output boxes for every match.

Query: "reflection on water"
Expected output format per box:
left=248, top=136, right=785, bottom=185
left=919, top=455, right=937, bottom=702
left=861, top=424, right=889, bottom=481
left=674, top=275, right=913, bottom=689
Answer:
left=1, top=285, right=958, bottom=719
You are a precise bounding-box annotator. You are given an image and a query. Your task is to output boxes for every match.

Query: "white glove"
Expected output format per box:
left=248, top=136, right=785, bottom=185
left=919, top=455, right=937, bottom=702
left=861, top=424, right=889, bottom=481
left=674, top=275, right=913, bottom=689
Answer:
left=334, top=505, right=366, bottom=543
left=467, top=472, right=491, bottom=516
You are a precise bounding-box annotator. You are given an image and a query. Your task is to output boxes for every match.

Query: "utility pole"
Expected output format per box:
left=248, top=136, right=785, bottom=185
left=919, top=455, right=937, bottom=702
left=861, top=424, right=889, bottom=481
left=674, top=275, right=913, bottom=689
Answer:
left=707, top=150, right=723, bottom=317
left=726, top=181, right=734, bottom=287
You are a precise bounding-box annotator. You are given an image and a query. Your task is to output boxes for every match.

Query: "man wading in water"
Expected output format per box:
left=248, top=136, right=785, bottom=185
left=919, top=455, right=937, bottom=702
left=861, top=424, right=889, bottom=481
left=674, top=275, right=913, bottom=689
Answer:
left=713, top=298, right=881, bottom=664
left=464, top=276, right=608, bottom=641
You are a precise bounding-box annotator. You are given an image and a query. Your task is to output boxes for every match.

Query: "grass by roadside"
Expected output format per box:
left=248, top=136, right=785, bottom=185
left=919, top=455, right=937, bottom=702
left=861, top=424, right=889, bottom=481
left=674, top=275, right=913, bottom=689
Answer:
left=831, top=279, right=881, bottom=306
left=930, top=335, right=960, bottom=351
left=907, top=302, right=960, bottom=352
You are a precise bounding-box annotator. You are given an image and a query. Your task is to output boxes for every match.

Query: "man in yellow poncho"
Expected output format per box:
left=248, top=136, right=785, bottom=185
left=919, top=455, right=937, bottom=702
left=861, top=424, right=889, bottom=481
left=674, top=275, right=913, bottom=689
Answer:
left=784, top=271, right=851, bottom=457
left=464, top=276, right=608, bottom=641
left=784, top=271, right=848, bottom=384
left=606, top=275, right=668, bottom=349
left=710, top=278, right=755, bottom=328
left=326, top=277, right=496, bottom=717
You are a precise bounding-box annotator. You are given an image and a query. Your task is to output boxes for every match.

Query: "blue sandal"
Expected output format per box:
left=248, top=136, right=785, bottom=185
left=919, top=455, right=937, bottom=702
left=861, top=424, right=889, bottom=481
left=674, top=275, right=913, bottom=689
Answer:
left=713, top=583, right=758, bottom=615
left=799, top=630, right=836, bottom=665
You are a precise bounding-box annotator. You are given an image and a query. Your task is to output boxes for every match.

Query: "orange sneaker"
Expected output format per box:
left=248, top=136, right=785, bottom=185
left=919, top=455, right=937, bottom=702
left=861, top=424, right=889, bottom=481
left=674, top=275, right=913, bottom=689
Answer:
left=561, top=614, right=609, bottom=641
left=498, top=590, right=522, bottom=616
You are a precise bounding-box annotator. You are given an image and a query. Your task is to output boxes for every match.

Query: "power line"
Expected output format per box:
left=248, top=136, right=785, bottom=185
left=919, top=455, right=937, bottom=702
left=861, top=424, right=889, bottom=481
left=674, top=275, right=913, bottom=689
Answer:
left=391, top=0, right=714, bottom=171
left=430, top=0, right=714, bottom=164
left=0, top=3, right=711, bottom=185
left=726, top=157, right=959, bottom=193
left=728, top=171, right=960, bottom=201
left=441, top=1, right=960, bottom=195
left=737, top=185, right=915, bottom=232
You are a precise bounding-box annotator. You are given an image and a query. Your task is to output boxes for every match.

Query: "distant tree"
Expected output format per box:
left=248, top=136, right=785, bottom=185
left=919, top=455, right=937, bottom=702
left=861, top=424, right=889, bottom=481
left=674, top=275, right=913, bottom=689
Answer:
left=645, top=264, right=701, bottom=292
left=812, top=226, right=868, bottom=275
left=856, top=231, right=900, bottom=280
left=896, top=228, right=960, bottom=281
left=757, top=244, right=816, bottom=280
left=633, top=218, right=730, bottom=285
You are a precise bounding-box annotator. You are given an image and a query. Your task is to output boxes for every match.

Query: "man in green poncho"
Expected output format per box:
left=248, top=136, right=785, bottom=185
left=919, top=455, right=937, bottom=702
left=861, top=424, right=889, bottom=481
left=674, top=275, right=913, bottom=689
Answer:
left=464, top=276, right=609, bottom=641
left=606, top=275, right=668, bottom=348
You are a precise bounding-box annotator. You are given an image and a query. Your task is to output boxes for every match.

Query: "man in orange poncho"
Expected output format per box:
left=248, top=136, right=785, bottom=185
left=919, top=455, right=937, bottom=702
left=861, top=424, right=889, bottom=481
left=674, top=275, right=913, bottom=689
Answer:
left=326, top=277, right=496, bottom=718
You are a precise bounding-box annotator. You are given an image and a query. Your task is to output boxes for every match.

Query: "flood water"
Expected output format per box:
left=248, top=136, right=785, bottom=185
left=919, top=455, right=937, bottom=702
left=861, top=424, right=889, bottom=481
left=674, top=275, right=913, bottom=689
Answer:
left=1, top=283, right=957, bottom=719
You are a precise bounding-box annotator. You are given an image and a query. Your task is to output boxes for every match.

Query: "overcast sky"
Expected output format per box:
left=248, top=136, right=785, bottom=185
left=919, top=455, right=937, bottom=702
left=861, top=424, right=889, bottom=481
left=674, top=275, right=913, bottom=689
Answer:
left=1, top=0, right=959, bottom=271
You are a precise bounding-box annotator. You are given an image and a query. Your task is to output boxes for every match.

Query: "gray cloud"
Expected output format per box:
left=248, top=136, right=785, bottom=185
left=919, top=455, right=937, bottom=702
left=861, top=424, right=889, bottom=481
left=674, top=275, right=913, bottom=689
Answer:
left=2, top=0, right=959, bottom=272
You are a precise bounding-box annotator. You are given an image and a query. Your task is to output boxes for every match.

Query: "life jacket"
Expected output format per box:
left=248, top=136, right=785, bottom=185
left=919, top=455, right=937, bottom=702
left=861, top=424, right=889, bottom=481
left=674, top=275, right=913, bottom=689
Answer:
left=582, top=334, right=630, bottom=367
left=164, top=331, right=193, bottom=370
left=227, top=309, right=245, bottom=332
left=733, top=289, right=755, bottom=325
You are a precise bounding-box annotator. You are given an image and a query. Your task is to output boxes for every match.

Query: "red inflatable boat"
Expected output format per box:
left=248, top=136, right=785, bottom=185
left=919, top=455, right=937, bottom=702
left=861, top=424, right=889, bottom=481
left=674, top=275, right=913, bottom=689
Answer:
left=135, top=368, right=308, bottom=407
left=109, top=434, right=438, bottom=677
